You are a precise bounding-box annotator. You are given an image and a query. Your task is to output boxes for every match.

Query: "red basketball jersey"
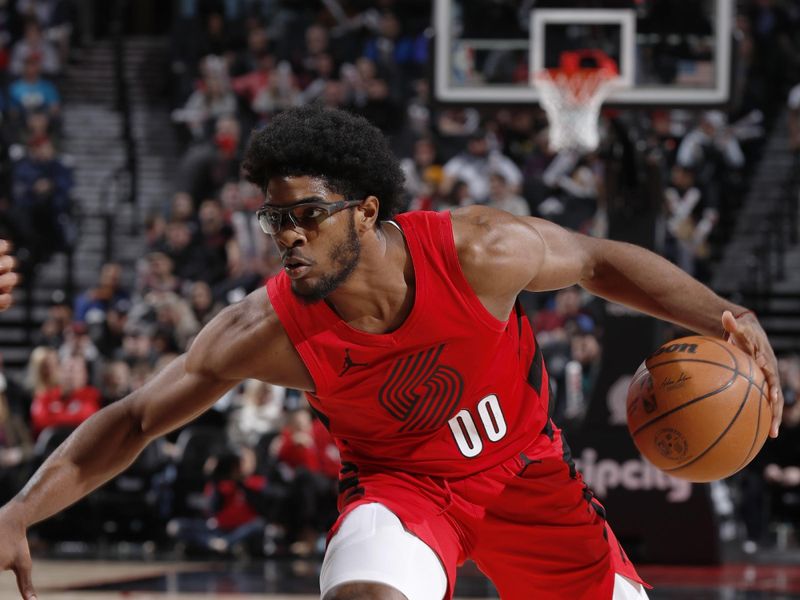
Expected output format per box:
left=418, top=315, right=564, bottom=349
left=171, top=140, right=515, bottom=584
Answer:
left=267, top=210, right=552, bottom=477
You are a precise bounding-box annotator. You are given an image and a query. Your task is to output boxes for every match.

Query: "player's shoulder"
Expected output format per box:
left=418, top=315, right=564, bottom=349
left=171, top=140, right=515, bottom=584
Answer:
left=450, top=205, right=535, bottom=260
left=185, top=286, right=286, bottom=381
left=449, top=205, right=544, bottom=299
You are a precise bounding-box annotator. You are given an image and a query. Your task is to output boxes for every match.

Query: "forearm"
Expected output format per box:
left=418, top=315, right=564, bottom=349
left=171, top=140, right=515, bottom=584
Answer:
left=581, top=237, right=744, bottom=337
left=6, top=355, right=236, bottom=528
left=6, top=397, right=148, bottom=527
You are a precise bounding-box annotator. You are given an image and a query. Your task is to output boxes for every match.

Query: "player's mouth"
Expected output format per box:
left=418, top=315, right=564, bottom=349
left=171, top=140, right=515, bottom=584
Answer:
left=283, top=255, right=312, bottom=279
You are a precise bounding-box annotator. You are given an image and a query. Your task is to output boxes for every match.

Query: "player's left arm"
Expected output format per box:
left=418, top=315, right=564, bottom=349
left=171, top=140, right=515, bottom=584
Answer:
left=452, top=205, right=783, bottom=436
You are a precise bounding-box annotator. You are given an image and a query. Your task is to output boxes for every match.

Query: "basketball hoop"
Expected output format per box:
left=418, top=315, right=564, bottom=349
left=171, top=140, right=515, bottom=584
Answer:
left=533, top=50, right=622, bottom=153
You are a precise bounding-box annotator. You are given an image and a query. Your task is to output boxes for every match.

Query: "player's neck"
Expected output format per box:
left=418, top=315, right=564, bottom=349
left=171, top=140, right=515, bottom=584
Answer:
left=324, top=224, right=415, bottom=334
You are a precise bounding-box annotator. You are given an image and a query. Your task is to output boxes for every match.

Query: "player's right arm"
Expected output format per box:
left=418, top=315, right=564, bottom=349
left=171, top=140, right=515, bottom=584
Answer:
left=0, top=287, right=307, bottom=599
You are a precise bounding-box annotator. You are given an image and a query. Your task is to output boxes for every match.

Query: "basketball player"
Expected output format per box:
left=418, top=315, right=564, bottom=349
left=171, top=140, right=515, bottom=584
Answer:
left=0, top=106, right=783, bottom=600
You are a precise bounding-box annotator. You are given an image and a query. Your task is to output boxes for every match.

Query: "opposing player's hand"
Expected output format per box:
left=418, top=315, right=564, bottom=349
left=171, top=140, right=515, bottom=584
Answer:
left=0, top=508, right=36, bottom=599
left=722, top=310, right=782, bottom=438
left=0, top=240, right=19, bottom=311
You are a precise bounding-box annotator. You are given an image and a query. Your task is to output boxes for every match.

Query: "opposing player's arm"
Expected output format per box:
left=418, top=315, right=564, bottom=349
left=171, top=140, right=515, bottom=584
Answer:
left=453, top=205, right=782, bottom=435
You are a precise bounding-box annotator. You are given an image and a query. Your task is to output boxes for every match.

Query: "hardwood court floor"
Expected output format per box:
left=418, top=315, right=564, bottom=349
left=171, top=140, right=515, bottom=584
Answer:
left=3, top=558, right=800, bottom=599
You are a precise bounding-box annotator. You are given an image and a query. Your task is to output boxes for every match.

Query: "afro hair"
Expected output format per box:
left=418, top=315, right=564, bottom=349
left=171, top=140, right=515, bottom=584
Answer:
left=243, top=105, right=406, bottom=221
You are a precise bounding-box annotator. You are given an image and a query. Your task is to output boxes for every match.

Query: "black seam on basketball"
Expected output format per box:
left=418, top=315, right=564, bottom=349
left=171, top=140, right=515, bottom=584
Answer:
left=732, top=351, right=760, bottom=474
left=663, top=368, right=752, bottom=474
left=705, top=337, right=740, bottom=371
left=631, top=368, right=738, bottom=437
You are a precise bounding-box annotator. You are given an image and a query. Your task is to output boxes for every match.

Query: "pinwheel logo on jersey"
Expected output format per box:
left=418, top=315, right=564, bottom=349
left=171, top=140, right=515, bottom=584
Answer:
left=378, top=344, right=464, bottom=432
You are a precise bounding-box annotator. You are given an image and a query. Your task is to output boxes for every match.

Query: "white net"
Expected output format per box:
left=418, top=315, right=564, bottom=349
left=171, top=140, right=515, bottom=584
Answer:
left=533, top=68, right=621, bottom=153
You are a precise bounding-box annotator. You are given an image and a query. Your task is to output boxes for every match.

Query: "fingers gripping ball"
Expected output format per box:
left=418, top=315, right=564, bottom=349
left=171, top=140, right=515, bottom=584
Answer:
left=626, top=336, right=771, bottom=482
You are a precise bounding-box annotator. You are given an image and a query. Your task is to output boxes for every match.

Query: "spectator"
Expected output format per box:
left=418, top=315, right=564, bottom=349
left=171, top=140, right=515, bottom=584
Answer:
left=0, top=377, right=33, bottom=505
left=539, top=152, right=600, bottom=232
left=98, top=360, right=132, bottom=407
left=167, top=447, right=270, bottom=556
left=188, top=280, right=224, bottom=327
left=662, top=165, right=717, bottom=279
left=487, top=171, right=530, bottom=217
left=159, top=220, right=207, bottom=283
left=228, top=379, right=285, bottom=448
left=441, top=129, right=522, bottom=204
left=533, top=286, right=595, bottom=348
left=10, top=17, right=60, bottom=76
left=73, top=262, right=130, bottom=325
left=172, top=55, right=237, bottom=141
left=35, top=292, right=72, bottom=348
left=8, top=54, right=60, bottom=122
left=137, top=251, right=181, bottom=295
left=28, top=351, right=100, bottom=439
left=11, top=138, right=73, bottom=262
left=58, top=321, right=100, bottom=378
left=169, top=191, right=198, bottom=226
left=676, top=111, right=745, bottom=173
left=271, top=408, right=338, bottom=555
left=197, top=198, right=234, bottom=286
left=400, top=137, right=443, bottom=211
left=739, top=356, right=800, bottom=553
left=176, top=115, right=242, bottom=205
left=92, top=299, right=130, bottom=359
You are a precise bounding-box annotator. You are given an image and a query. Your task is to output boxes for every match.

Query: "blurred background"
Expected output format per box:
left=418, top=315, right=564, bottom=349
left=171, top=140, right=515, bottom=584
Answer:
left=0, top=0, right=799, bottom=598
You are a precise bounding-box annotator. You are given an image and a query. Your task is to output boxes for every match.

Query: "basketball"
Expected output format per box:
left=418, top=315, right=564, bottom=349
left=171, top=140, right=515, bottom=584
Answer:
left=626, top=335, right=771, bottom=482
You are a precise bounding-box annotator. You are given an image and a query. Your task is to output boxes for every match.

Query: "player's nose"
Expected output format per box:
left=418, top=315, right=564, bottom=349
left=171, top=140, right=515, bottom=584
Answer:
left=274, top=226, right=307, bottom=249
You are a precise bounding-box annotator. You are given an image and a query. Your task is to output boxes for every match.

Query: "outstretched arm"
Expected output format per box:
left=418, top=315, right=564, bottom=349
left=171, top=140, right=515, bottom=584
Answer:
left=0, top=288, right=295, bottom=599
left=453, top=206, right=783, bottom=437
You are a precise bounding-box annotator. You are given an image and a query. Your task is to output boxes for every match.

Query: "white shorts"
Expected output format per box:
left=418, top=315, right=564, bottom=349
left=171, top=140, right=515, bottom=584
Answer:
left=320, top=503, right=448, bottom=600
left=319, top=502, right=649, bottom=599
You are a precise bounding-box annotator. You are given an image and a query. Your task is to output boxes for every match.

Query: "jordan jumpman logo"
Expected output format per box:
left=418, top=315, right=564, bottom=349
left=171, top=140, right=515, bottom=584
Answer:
left=339, top=348, right=369, bottom=376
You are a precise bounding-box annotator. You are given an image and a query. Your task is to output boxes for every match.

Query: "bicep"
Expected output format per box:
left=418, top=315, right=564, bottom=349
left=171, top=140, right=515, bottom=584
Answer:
left=521, top=216, right=596, bottom=292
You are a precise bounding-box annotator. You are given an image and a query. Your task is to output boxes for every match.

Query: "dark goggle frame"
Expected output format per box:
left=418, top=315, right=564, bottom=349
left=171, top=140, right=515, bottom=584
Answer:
left=256, top=198, right=363, bottom=235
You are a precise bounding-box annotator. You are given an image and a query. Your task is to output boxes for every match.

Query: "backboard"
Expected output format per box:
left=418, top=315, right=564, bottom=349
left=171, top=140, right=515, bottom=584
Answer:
left=434, top=0, right=733, bottom=106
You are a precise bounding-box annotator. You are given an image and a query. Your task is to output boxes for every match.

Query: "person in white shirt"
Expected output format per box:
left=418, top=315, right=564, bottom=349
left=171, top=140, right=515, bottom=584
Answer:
left=487, top=171, right=530, bottom=217
left=441, top=130, right=522, bottom=203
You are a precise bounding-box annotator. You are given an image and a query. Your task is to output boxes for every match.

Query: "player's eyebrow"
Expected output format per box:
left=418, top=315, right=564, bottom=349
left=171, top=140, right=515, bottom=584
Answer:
left=262, top=195, right=329, bottom=208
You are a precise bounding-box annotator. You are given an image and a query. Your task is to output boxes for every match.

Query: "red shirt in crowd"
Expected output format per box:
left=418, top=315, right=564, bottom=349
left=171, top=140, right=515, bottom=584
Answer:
left=30, top=386, right=101, bottom=438
left=207, top=475, right=267, bottom=530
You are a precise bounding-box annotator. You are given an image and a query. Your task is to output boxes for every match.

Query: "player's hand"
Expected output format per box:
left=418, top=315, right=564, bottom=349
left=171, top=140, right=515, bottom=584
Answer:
left=0, top=240, right=19, bottom=311
left=722, top=310, right=782, bottom=438
left=0, top=507, right=37, bottom=599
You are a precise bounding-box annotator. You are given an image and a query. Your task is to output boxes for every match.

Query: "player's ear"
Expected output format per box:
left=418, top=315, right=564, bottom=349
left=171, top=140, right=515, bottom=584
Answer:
left=358, top=195, right=379, bottom=230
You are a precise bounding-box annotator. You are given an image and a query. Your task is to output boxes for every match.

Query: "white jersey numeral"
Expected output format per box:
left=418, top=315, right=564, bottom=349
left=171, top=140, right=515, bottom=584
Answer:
left=448, top=394, right=507, bottom=458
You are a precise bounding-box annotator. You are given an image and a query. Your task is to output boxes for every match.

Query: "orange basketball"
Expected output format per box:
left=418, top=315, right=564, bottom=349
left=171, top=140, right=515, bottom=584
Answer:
left=626, top=335, right=771, bottom=482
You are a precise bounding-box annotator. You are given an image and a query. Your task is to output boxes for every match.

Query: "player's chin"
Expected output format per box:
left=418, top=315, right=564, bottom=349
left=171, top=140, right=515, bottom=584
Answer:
left=290, top=278, right=326, bottom=304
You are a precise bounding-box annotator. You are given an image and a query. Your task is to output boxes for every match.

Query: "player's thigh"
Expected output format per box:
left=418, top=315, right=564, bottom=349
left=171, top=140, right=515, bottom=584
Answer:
left=320, top=503, right=447, bottom=600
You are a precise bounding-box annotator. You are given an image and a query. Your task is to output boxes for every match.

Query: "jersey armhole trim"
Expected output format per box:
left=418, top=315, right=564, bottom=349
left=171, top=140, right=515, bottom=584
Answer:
left=440, top=213, right=508, bottom=332
left=266, top=276, right=330, bottom=396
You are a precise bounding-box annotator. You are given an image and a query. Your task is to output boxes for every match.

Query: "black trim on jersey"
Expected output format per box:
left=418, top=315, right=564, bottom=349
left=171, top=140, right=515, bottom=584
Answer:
left=541, top=418, right=554, bottom=441
left=561, top=427, right=578, bottom=479
left=340, top=462, right=359, bottom=475
left=338, top=476, right=361, bottom=494
left=517, top=452, right=543, bottom=477
left=309, top=404, right=331, bottom=431
left=338, top=461, right=363, bottom=500
left=527, top=341, right=544, bottom=395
